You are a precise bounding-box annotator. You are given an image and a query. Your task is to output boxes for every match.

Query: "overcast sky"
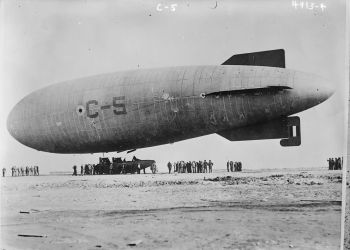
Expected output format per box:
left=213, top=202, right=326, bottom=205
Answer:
left=0, top=0, right=347, bottom=174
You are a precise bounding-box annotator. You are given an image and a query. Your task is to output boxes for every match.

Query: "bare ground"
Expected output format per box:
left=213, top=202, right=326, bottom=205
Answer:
left=0, top=169, right=342, bottom=250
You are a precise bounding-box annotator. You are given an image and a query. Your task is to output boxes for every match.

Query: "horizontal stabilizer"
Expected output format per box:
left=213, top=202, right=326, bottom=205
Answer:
left=222, top=49, right=285, bottom=68
left=217, top=116, right=301, bottom=147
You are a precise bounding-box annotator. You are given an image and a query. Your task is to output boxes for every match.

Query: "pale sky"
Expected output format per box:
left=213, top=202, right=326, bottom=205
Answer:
left=0, top=0, right=347, bottom=174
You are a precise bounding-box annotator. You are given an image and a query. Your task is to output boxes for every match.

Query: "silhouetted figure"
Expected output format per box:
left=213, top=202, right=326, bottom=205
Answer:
left=192, top=161, right=196, bottom=173
left=84, top=164, right=90, bottom=175
left=167, top=162, right=172, bottom=174
left=72, top=165, right=77, bottom=176
left=209, top=160, right=213, bottom=173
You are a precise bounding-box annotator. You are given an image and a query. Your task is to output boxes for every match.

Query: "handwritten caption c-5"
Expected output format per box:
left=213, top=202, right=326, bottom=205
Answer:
left=156, top=3, right=178, bottom=12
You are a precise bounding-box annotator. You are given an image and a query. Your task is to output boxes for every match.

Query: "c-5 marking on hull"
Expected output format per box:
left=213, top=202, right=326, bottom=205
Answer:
left=86, top=96, right=127, bottom=118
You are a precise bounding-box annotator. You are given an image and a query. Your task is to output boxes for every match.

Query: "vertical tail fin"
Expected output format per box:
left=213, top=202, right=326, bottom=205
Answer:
left=222, top=49, right=285, bottom=68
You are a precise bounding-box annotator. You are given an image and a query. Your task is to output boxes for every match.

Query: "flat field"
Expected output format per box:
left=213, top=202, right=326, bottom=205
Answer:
left=0, top=169, right=343, bottom=250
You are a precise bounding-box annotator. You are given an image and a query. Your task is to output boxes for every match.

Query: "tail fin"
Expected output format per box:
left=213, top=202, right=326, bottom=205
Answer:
left=222, top=49, right=285, bottom=68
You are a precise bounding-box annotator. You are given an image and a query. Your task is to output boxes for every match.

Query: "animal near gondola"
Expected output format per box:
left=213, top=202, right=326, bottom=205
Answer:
left=94, top=157, right=157, bottom=175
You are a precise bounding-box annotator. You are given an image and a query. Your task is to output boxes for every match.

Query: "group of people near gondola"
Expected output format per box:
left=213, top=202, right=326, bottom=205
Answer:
left=327, top=157, right=342, bottom=170
left=72, top=164, right=98, bottom=176
left=226, top=161, right=242, bottom=172
left=167, top=160, right=214, bottom=174
left=2, top=166, right=40, bottom=177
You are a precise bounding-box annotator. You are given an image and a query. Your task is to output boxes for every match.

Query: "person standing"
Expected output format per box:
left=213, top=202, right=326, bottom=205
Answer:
left=187, top=161, right=191, bottom=173
left=230, top=161, right=234, bottom=172
left=90, top=164, right=94, bottom=175
left=227, top=161, right=230, bottom=172
left=2, top=168, right=6, bottom=177
left=209, top=160, right=213, bottom=173
left=84, top=164, right=89, bottom=175
left=173, top=162, right=177, bottom=173
left=73, top=165, right=77, bottom=176
left=81, top=165, right=84, bottom=175
left=327, top=158, right=331, bottom=170
left=192, top=161, right=196, bottom=173
left=336, top=157, right=341, bottom=170
left=167, top=162, right=172, bottom=174
left=203, top=160, right=208, bottom=173
left=197, top=161, right=202, bottom=173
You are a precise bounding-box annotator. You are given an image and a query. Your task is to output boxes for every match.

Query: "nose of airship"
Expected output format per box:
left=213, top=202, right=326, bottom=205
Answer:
left=316, top=83, right=334, bottom=104
left=291, top=72, right=334, bottom=112
left=7, top=95, right=41, bottom=150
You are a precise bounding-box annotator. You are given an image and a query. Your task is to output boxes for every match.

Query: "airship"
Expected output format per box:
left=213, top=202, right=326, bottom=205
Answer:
left=7, top=49, right=333, bottom=154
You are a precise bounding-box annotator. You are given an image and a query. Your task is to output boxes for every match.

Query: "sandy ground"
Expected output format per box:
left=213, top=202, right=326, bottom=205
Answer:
left=0, top=169, right=343, bottom=250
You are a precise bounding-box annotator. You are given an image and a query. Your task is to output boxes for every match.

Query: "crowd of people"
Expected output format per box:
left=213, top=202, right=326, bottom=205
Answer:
left=327, top=157, right=342, bottom=170
left=4, top=156, right=344, bottom=178
left=2, top=166, right=40, bottom=177
left=72, top=164, right=96, bottom=176
left=167, top=160, right=214, bottom=174
left=226, top=161, right=242, bottom=172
